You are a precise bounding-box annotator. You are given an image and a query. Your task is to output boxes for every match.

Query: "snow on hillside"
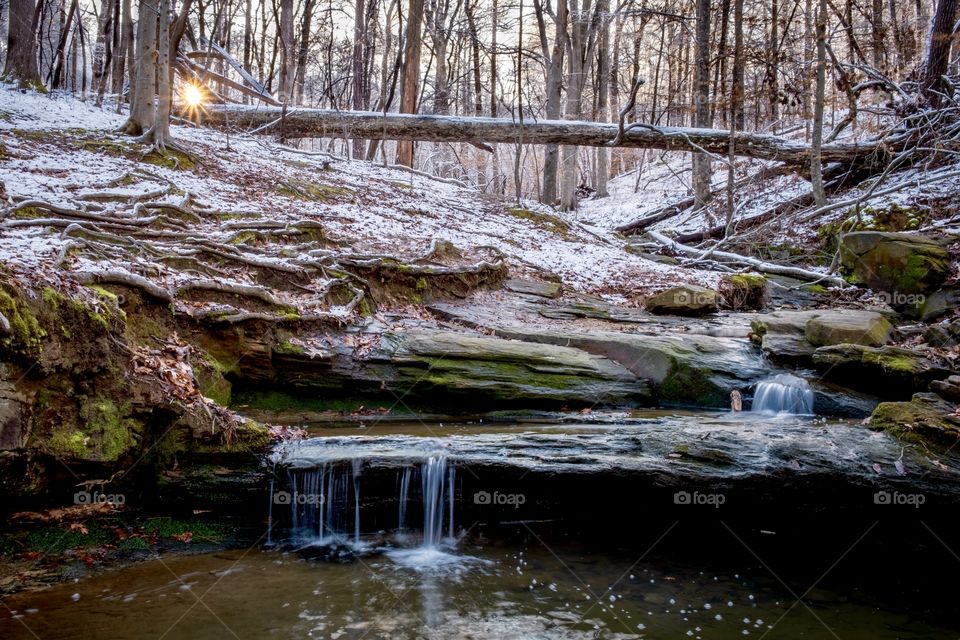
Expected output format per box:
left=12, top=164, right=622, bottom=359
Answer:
left=0, top=88, right=723, bottom=298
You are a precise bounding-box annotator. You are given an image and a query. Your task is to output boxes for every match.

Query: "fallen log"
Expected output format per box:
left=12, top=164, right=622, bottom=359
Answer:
left=199, top=106, right=886, bottom=167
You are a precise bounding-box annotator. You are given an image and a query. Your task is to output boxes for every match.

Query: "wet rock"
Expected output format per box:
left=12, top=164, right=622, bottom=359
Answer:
left=924, top=319, right=960, bottom=348
left=358, top=330, right=649, bottom=407
left=489, top=328, right=766, bottom=408
left=869, top=392, right=960, bottom=447
left=503, top=278, right=563, bottom=299
left=811, top=344, right=952, bottom=398
left=719, top=273, right=770, bottom=311
left=838, top=231, right=950, bottom=295
left=930, top=376, right=960, bottom=403
left=645, top=284, right=718, bottom=316
left=909, top=288, right=960, bottom=322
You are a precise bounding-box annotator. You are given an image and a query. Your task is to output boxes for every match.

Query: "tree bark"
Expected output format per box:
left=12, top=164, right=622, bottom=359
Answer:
left=692, top=0, right=712, bottom=209
left=277, top=0, right=294, bottom=102
left=351, top=0, right=367, bottom=158
left=921, top=0, right=960, bottom=104
left=539, top=0, right=567, bottom=205
left=3, top=0, right=43, bottom=89
left=811, top=0, right=828, bottom=206
left=397, top=0, right=424, bottom=166
left=205, top=105, right=886, bottom=167
left=121, top=0, right=157, bottom=135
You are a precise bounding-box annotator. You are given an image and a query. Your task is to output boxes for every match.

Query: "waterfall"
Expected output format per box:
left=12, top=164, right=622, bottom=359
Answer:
left=398, top=467, right=414, bottom=530
left=422, top=456, right=448, bottom=547
left=752, top=374, right=814, bottom=414
left=283, top=455, right=455, bottom=549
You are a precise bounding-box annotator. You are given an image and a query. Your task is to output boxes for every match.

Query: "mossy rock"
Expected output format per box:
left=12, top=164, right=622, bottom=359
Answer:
left=804, top=310, right=893, bottom=347
left=0, top=287, right=46, bottom=362
left=719, top=273, right=769, bottom=310
left=645, top=284, right=718, bottom=316
left=811, top=344, right=951, bottom=397
left=869, top=393, right=960, bottom=447
left=838, top=231, right=950, bottom=296
left=42, top=397, right=142, bottom=462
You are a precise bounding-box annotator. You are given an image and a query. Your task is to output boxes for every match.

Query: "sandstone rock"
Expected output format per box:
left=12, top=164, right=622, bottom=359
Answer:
left=924, top=319, right=960, bottom=348
left=805, top=311, right=894, bottom=347
left=646, top=284, right=718, bottom=316
left=839, top=231, right=950, bottom=295
left=503, top=278, right=563, bottom=299
left=751, top=309, right=893, bottom=362
left=719, top=273, right=770, bottom=311
left=869, top=392, right=960, bottom=447
left=930, top=376, right=960, bottom=403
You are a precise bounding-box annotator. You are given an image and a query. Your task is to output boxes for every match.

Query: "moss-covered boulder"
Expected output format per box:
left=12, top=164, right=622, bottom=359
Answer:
left=869, top=393, right=960, bottom=447
left=838, top=231, right=950, bottom=295
left=645, top=284, right=718, bottom=316
left=811, top=344, right=952, bottom=397
left=719, top=273, right=769, bottom=310
left=804, top=311, right=894, bottom=347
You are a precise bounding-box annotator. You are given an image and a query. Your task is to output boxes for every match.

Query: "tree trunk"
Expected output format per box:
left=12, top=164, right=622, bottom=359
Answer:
left=921, top=0, right=960, bottom=104
left=295, top=0, right=315, bottom=103
left=397, top=0, right=424, bottom=166
left=121, top=0, right=157, bottom=135
left=732, top=0, right=745, bottom=130
left=206, top=105, right=886, bottom=167
left=277, top=0, right=294, bottom=102
left=811, top=0, right=828, bottom=206
left=3, top=0, right=43, bottom=89
left=594, top=0, right=610, bottom=198
left=540, top=0, right=567, bottom=205
left=692, top=0, right=712, bottom=209
left=352, top=0, right=367, bottom=158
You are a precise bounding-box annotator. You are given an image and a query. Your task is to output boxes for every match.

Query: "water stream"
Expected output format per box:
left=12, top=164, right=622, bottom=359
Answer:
left=752, top=374, right=815, bottom=414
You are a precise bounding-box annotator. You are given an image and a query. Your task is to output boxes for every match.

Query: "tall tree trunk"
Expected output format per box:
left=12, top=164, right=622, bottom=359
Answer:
left=811, top=0, right=828, bottom=206
left=277, top=0, right=294, bottom=102
left=295, top=0, right=315, bottom=103
left=692, top=0, right=712, bottom=209
left=352, top=0, right=367, bottom=158
left=121, top=0, right=157, bottom=135
left=871, top=0, right=886, bottom=70
left=150, top=0, right=172, bottom=147
left=397, top=0, right=424, bottom=166
left=541, top=0, right=567, bottom=205
left=3, top=0, right=43, bottom=88
left=921, top=0, right=960, bottom=104
left=767, top=0, right=780, bottom=126
left=732, top=0, right=744, bottom=130
left=594, top=0, right=610, bottom=198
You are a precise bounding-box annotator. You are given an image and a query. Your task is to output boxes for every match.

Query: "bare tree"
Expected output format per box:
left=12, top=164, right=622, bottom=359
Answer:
left=921, top=0, right=960, bottom=105
left=811, top=0, right=827, bottom=206
left=397, top=0, right=424, bottom=166
left=692, top=0, right=712, bottom=209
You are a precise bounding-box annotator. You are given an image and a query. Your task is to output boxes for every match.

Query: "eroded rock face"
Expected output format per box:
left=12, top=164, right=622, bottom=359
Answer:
left=812, top=344, right=951, bottom=398
left=645, top=284, right=718, bottom=316
left=361, top=330, right=650, bottom=406
left=839, top=231, right=950, bottom=295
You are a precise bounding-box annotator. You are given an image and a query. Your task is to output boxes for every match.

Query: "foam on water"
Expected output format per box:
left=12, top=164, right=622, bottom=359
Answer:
left=752, top=374, right=814, bottom=414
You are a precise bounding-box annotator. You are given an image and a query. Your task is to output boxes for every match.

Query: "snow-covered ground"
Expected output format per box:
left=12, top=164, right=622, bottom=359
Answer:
left=0, top=88, right=722, bottom=297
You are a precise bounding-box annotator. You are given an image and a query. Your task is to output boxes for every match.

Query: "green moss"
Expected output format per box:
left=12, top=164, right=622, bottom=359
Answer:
left=278, top=179, right=352, bottom=202
left=274, top=339, right=306, bottom=355
left=141, top=148, right=196, bottom=170
left=78, top=397, right=139, bottom=461
left=505, top=207, right=573, bottom=239
left=119, top=537, right=150, bottom=551
left=143, top=517, right=226, bottom=541
left=0, top=141, right=7, bottom=160
left=24, top=523, right=110, bottom=554
left=0, top=287, right=47, bottom=361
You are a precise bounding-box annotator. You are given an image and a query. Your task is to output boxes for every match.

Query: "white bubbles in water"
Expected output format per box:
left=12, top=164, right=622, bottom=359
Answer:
left=704, top=603, right=712, bottom=609
left=70, top=593, right=80, bottom=602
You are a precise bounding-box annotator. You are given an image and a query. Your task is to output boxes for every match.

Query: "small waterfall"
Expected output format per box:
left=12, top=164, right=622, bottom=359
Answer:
left=398, top=467, right=414, bottom=530
left=752, top=374, right=814, bottom=414
left=282, top=455, right=455, bottom=549
left=422, top=456, right=448, bottom=547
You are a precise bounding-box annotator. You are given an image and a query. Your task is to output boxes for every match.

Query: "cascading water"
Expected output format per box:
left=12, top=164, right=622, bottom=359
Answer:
left=282, top=455, right=456, bottom=551
left=752, top=374, right=814, bottom=414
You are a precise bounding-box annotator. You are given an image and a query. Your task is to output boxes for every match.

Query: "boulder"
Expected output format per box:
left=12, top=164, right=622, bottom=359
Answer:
left=811, top=344, right=952, bottom=397
left=503, top=278, right=563, bottom=299
left=838, top=231, right=950, bottom=295
left=805, top=311, right=894, bottom=347
left=930, top=376, right=960, bottom=403
left=356, top=330, right=649, bottom=406
left=751, top=309, right=893, bottom=362
left=869, top=392, right=960, bottom=447
left=924, top=319, right=960, bottom=348
left=907, top=288, right=960, bottom=322
left=645, top=284, right=718, bottom=316
left=719, top=273, right=770, bottom=311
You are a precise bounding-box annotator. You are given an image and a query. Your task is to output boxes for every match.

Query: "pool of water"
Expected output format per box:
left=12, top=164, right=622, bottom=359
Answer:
left=1, top=536, right=954, bottom=639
